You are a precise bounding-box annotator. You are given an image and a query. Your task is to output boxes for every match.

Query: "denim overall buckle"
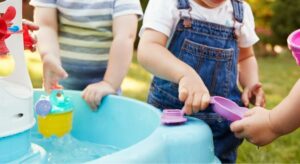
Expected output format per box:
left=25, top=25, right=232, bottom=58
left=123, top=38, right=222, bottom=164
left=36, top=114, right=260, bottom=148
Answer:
left=183, top=18, right=192, bottom=28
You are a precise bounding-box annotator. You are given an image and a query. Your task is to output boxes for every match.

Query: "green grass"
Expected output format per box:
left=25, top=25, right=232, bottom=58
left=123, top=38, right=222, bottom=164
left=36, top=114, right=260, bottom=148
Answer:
left=122, top=51, right=300, bottom=163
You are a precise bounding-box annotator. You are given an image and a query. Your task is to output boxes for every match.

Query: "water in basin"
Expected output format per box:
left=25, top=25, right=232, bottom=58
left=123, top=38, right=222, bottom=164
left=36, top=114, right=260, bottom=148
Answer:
left=31, top=133, right=120, bottom=163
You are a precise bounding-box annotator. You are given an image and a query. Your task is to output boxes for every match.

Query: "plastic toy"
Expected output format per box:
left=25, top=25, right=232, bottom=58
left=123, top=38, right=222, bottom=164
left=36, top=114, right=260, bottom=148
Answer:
left=287, top=29, right=300, bottom=66
left=23, top=23, right=35, bottom=51
left=35, top=85, right=74, bottom=138
left=0, top=3, right=39, bottom=163
left=0, top=6, right=18, bottom=76
left=31, top=91, right=221, bottom=163
left=211, top=96, right=248, bottom=122
left=161, top=96, right=248, bottom=124
left=161, top=109, right=187, bottom=124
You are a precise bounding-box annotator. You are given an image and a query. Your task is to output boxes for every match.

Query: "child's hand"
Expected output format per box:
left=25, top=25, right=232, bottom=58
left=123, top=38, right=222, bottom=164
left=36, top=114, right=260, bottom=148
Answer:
left=230, top=107, right=280, bottom=146
left=42, top=54, right=68, bottom=93
left=242, top=83, right=265, bottom=107
left=178, top=73, right=210, bottom=115
left=82, top=81, right=117, bottom=110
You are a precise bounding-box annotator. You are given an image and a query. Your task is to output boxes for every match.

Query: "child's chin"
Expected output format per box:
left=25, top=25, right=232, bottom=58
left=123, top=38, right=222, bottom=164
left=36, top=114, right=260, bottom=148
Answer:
left=203, top=0, right=226, bottom=8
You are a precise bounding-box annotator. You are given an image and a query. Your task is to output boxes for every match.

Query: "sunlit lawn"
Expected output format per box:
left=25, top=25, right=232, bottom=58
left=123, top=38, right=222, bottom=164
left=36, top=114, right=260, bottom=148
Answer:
left=122, top=51, right=300, bottom=163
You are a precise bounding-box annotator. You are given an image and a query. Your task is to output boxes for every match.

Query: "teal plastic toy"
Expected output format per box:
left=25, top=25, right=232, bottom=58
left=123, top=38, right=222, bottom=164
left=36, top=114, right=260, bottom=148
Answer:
left=35, top=87, right=74, bottom=138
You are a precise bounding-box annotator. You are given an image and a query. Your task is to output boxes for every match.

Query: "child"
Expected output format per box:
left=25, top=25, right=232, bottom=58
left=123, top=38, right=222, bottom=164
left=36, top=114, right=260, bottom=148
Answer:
left=30, top=0, right=142, bottom=110
left=231, top=79, right=300, bottom=146
left=138, top=0, right=265, bottom=162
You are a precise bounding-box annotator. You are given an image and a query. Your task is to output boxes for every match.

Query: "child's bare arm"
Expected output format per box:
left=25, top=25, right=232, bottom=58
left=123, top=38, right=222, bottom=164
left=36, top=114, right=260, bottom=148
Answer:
left=82, top=14, right=138, bottom=110
left=34, top=7, right=67, bottom=92
left=104, top=14, right=138, bottom=90
left=138, top=29, right=192, bottom=84
left=238, top=46, right=265, bottom=107
left=270, top=79, right=300, bottom=135
left=230, top=79, right=300, bottom=146
left=34, top=7, right=59, bottom=60
left=138, top=29, right=210, bottom=114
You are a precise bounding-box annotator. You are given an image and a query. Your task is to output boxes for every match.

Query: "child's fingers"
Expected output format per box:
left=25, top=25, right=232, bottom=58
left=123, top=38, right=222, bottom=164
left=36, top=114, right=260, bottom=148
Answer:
left=81, top=89, right=87, bottom=100
left=183, top=93, right=194, bottom=115
left=90, top=92, right=98, bottom=110
left=230, top=121, right=244, bottom=134
left=233, top=131, right=246, bottom=139
left=241, top=88, right=250, bottom=107
left=255, top=93, right=264, bottom=107
left=255, top=90, right=265, bottom=107
left=43, top=79, right=52, bottom=93
left=200, top=93, right=210, bottom=110
left=53, top=65, right=68, bottom=79
left=94, top=91, right=105, bottom=107
left=86, top=90, right=97, bottom=110
left=86, top=90, right=98, bottom=110
left=243, top=109, right=256, bottom=117
left=43, top=56, right=68, bottom=79
left=252, top=83, right=262, bottom=93
left=178, top=87, right=188, bottom=102
left=192, top=92, right=202, bottom=113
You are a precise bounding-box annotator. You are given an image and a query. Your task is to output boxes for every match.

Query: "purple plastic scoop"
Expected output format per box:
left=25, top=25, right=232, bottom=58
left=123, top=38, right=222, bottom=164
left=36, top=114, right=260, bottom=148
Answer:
left=211, top=96, right=248, bottom=122
left=161, top=96, right=248, bottom=124
left=161, top=109, right=187, bottom=124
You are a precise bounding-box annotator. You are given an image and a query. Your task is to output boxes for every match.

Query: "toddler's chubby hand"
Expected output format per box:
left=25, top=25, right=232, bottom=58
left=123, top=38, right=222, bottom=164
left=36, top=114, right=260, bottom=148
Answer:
left=178, top=73, right=210, bottom=115
left=42, top=54, right=68, bottom=93
left=242, top=83, right=266, bottom=107
left=82, top=81, right=117, bottom=110
left=230, top=107, right=280, bottom=146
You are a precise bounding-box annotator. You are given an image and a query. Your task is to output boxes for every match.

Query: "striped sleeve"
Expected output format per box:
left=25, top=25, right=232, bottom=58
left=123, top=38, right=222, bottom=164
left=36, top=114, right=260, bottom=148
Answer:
left=29, top=0, right=57, bottom=8
left=113, top=0, right=143, bottom=18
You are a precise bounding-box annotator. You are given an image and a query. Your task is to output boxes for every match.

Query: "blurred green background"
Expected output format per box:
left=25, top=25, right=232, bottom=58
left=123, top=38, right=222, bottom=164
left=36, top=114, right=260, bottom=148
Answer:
left=21, top=0, right=300, bottom=162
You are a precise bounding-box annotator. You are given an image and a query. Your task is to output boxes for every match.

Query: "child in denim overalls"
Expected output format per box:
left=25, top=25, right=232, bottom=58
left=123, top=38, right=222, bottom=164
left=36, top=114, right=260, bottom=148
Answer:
left=138, top=0, right=265, bottom=162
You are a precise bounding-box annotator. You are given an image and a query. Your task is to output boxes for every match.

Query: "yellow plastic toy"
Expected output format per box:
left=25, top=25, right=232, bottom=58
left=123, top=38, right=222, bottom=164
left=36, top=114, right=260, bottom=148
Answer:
left=35, top=85, right=74, bottom=138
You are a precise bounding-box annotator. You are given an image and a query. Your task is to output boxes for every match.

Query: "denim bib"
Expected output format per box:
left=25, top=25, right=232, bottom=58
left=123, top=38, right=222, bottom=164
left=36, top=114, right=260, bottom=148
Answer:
left=148, top=0, right=244, bottom=162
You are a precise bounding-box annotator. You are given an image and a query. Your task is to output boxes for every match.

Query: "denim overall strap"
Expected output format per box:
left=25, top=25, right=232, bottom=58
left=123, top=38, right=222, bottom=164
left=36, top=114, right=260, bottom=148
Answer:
left=177, top=0, right=190, bottom=9
left=231, top=0, right=244, bottom=23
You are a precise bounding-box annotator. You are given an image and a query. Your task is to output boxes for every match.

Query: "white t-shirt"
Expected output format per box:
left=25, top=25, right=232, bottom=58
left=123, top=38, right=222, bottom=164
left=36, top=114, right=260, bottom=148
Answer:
left=141, top=0, right=259, bottom=48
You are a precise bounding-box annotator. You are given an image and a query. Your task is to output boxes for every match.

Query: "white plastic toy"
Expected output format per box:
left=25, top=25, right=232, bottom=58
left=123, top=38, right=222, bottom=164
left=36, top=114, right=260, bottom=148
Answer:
left=0, top=1, right=38, bottom=162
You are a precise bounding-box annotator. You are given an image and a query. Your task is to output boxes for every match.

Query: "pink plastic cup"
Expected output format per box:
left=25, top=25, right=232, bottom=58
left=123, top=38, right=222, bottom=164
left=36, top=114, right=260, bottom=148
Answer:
left=287, top=29, right=300, bottom=66
left=211, top=96, right=248, bottom=122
